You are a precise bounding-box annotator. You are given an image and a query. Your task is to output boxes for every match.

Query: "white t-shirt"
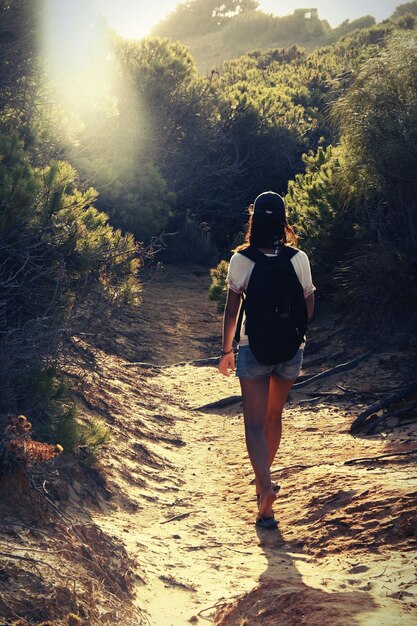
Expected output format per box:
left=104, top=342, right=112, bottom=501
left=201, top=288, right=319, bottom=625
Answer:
left=227, top=247, right=315, bottom=347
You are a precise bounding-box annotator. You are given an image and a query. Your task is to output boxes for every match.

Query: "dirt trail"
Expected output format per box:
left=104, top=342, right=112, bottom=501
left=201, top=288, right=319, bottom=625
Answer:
left=84, top=266, right=416, bottom=625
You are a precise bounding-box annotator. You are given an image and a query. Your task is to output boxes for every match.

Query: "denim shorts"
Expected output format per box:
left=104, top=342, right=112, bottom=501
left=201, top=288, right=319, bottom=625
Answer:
left=236, top=344, right=303, bottom=380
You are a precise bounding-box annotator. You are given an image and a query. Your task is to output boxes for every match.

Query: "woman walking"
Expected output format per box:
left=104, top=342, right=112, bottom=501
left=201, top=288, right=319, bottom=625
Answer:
left=218, top=191, right=315, bottom=528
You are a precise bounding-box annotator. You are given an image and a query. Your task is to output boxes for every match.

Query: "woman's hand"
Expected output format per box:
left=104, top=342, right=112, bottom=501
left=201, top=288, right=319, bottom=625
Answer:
left=218, top=351, right=236, bottom=377
left=218, top=289, right=240, bottom=377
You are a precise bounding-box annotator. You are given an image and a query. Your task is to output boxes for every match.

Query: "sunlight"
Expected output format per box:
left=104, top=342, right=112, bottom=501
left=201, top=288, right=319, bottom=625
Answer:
left=90, top=0, right=175, bottom=39
left=43, top=1, right=100, bottom=76
left=40, top=0, right=142, bottom=185
left=41, top=0, right=118, bottom=135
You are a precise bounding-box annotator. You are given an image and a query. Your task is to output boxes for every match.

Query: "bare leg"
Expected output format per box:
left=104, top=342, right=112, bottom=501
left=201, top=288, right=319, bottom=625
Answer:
left=266, top=376, right=294, bottom=466
left=254, top=376, right=294, bottom=496
left=240, top=376, right=276, bottom=518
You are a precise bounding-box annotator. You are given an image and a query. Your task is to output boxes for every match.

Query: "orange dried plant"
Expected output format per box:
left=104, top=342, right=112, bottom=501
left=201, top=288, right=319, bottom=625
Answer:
left=2, top=415, right=63, bottom=468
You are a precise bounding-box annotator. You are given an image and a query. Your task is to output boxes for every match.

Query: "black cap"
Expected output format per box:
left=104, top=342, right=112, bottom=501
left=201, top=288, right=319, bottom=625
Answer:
left=253, top=191, right=286, bottom=220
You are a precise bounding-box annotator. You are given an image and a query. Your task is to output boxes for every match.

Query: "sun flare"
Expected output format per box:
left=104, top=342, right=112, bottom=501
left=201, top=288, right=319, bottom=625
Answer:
left=41, top=0, right=118, bottom=132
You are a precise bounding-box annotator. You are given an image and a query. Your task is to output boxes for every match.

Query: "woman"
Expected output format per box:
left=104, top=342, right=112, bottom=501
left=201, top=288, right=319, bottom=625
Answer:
left=218, top=191, right=315, bottom=528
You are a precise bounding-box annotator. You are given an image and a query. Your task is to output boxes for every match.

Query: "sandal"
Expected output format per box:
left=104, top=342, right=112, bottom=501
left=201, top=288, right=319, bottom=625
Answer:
left=255, top=516, right=278, bottom=529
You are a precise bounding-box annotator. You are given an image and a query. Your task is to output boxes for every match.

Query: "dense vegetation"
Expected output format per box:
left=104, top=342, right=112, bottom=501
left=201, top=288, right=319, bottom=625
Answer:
left=0, top=0, right=141, bottom=457
left=1, top=0, right=417, bottom=445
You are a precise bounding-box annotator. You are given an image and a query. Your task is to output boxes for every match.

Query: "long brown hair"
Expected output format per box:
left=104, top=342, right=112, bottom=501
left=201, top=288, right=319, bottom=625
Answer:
left=235, top=204, right=298, bottom=252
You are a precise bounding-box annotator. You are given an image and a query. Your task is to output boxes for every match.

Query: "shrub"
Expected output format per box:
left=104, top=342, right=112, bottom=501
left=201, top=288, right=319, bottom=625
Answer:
left=163, top=216, right=218, bottom=266
left=284, top=145, right=353, bottom=292
left=89, top=158, right=176, bottom=243
left=50, top=408, right=111, bottom=467
left=208, top=259, right=229, bottom=312
left=336, top=243, right=416, bottom=334
left=26, top=374, right=111, bottom=467
left=331, top=34, right=417, bottom=331
left=0, top=134, right=141, bottom=413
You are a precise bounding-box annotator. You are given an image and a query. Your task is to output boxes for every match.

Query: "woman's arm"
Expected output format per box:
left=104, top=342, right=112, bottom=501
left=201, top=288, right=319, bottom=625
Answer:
left=305, top=292, right=315, bottom=322
left=218, top=289, right=241, bottom=377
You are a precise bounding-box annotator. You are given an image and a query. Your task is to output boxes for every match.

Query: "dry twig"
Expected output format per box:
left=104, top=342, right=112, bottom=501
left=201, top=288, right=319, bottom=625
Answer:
left=161, top=512, right=191, bottom=524
left=293, top=351, right=373, bottom=390
left=343, top=448, right=417, bottom=465
left=350, top=382, right=417, bottom=433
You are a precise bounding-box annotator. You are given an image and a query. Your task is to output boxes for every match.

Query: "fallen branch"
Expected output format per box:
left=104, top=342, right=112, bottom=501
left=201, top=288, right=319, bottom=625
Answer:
left=0, top=551, right=75, bottom=580
left=363, top=402, right=417, bottom=434
left=297, top=396, right=322, bottom=405
left=170, top=357, right=220, bottom=367
left=193, top=395, right=242, bottom=411
left=293, top=351, right=373, bottom=390
left=159, top=575, right=196, bottom=591
left=337, top=384, right=359, bottom=393
left=161, top=512, right=191, bottom=524
left=306, top=390, right=344, bottom=397
left=343, top=448, right=417, bottom=465
left=226, top=547, right=253, bottom=555
left=124, top=362, right=163, bottom=370
left=382, top=404, right=417, bottom=422
left=125, top=356, right=220, bottom=369
left=197, top=598, right=233, bottom=617
left=350, top=382, right=417, bottom=433
left=269, top=449, right=417, bottom=473
left=302, top=351, right=345, bottom=370
left=189, top=361, right=371, bottom=412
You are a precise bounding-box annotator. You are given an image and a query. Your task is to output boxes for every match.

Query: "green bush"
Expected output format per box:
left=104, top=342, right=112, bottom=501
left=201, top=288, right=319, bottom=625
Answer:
left=0, top=134, right=141, bottom=412
left=24, top=365, right=111, bottom=466
left=208, top=259, right=229, bottom=312
left=331, top=34, right=417, bottom=331
left=284, top=145, right=353, bottom=292
left=163, top=217, right=219, bottom=266
left=336, top=244, right=416, bottom=333
left=35, top=403, right=111, bottom=467
left=78, top=156, right=176, bottom=243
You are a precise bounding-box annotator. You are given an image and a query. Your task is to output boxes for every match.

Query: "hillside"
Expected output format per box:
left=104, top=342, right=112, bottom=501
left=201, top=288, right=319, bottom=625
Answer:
left=1, top=267, right=416, bottom=625
left=152, top=6, right=377, bottom=73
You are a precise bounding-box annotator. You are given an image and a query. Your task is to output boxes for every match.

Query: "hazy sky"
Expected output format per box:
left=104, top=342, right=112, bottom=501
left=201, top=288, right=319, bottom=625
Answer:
left=91, top=1, right=403, bottom=39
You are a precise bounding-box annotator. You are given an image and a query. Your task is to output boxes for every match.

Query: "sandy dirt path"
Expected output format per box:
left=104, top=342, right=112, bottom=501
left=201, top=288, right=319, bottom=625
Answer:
left=87, top=267, right=417, bottom=626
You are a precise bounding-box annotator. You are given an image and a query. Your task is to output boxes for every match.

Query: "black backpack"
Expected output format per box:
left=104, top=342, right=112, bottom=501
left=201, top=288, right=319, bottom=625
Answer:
left=234, top=246, right=308, bottom=365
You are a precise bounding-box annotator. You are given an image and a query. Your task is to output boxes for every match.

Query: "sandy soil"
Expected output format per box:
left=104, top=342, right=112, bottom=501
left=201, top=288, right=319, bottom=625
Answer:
left=88, top=266, right=417, bottom=625
left=1, top=265, right=416, bottom=625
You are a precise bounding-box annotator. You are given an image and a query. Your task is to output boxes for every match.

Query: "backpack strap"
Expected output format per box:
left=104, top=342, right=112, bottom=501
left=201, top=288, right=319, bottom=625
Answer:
left=238, top=245, right=268, bottom=264
left=233, top=245, right=299, bottom=344
left=240, top=245, right=298, bottom=263
left=234, top=292, right=246, bottom=344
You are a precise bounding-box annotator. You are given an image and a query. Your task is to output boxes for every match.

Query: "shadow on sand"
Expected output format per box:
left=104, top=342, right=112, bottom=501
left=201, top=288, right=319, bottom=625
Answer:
left=215, top=523, right=377, bottom=626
